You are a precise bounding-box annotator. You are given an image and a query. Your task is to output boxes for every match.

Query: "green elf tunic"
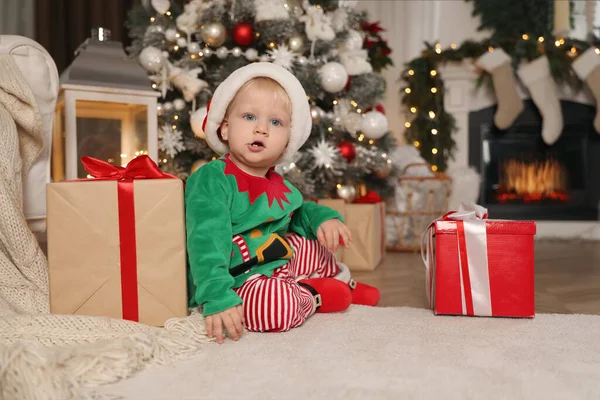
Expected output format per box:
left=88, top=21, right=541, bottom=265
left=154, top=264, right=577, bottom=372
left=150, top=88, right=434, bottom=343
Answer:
left=185, top=154, right=342, bottom=316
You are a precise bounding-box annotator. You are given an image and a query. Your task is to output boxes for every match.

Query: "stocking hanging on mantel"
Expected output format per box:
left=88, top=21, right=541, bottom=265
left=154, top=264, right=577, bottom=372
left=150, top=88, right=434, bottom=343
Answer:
left=572, top=47, right=600, bottom=134
left=475, top=49, right=524, bottom=130
left=517, top=55, right=563, bottom=146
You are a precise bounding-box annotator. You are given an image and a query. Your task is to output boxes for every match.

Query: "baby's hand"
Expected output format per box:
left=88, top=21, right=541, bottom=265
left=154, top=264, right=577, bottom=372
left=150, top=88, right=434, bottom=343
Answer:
left=317, top=219, right=352, bottom=253
left=206, top=304, right=244, bottom=344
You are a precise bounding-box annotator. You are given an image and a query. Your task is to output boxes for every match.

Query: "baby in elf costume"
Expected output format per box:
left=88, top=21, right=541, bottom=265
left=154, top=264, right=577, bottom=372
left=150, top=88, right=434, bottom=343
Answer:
left=186, top=62, right=380, bottom=344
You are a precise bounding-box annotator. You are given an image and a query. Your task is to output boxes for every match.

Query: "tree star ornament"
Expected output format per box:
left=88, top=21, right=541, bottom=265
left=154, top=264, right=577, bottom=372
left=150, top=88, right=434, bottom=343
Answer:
left=159, top=124, right=185, bottom=158
left=267, top=44, right=295, bottom=70
left=308, top=139, right=342, bottom=174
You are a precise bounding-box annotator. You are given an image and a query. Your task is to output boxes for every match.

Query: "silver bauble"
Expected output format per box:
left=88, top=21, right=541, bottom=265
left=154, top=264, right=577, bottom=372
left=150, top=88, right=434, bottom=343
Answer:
left=288, top=35, right=305, bottom=52
left=232, top=47, right=242, bottom=57
left=165, top=28, right=178, bottom=42
left=201, top=22, right=227, bottom=47
left=245, top=48, right=259, bottom=61
left=216, top=47, right=229, bottom=59
left=361, top=111, right=389, bottom=139
left=203, top=47, right=213, bottom=57
left=176, top=37, right=187, bottom=48
left=173, top=98, right=186, bottom=111
left=374, top=161, right=393, bottom=178
left=297, top=56, right=308, bottom=65
left=162, top=101, right=174, bottom=112
left=138, top=46, right=165, bottom=74
left=310, top=106, right=324, bottom=123
left=187, top=42, right=201, bottom=54
left=336, top=185, right=356, bottom=202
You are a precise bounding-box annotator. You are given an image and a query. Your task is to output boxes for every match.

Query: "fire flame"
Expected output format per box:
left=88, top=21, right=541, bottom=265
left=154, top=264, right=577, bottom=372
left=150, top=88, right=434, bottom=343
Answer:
left=497, top=158, right=569, bottom=203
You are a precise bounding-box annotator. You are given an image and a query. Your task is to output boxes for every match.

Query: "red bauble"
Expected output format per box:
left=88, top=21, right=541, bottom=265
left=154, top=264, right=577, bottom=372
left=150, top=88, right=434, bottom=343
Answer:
left=233, top=23, right=254, bottom=46
left=338, top=141, right=356, bottom=163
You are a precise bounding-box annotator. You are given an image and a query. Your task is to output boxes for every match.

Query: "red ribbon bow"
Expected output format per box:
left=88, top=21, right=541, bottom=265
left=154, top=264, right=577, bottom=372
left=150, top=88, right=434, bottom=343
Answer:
left=354, top=190, right=382, bottom=204
left=80, top=155, right=176, bottom=323
left=81, top=155, right=176, bottom=180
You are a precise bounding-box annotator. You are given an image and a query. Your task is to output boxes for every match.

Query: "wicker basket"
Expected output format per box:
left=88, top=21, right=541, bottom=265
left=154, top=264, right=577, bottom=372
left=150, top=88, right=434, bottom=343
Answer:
left=385, top=163, right=452, bottom=251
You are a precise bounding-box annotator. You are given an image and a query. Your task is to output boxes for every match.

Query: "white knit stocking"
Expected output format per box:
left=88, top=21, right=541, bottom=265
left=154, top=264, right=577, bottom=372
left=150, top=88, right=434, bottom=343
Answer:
left=517, top=56, right=564, bottom=145
left=572, top=47, right=600, bottom=134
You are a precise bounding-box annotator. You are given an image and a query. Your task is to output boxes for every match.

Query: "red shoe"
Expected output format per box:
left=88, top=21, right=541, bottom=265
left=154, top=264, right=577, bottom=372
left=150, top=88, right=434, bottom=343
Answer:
left=348, top=279, right=380, bottom=306
left=298, top=278, right=352, bottom=313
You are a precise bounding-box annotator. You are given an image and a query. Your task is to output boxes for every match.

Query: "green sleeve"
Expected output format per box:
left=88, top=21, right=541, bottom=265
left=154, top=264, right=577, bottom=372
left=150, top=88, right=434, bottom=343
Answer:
left=288, top=201, right=344, bottom=240
left=185, top=166, right=243, bottom=316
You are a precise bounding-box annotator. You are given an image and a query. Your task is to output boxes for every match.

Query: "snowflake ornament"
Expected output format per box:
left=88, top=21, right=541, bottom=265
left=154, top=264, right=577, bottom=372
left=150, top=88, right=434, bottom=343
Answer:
left=268, top=44, right=295, bottom=70
left=159, top=124, right=185, bottom=158
left=308, top=139, right=342, bottom=175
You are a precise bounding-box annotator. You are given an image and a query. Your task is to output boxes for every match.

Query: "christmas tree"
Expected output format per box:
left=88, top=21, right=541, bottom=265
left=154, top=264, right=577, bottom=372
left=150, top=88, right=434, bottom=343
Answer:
left=125, top=0, right=396, bottom=201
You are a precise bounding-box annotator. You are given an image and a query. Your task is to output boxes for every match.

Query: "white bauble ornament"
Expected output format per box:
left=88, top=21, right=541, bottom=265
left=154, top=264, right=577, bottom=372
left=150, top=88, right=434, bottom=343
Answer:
left=319, top=62, right=348, bottom=93
left=187, top=42, right=200, bottom=54
left=151, top=0, right=170, bottom=14
left=190, top=106, right=208, bottom=139
left=203, top=47, right=213, bottom=57
left=173, top=98, right=186, bottom=111
left=216, top=47, right=229, bottom=59
left=245, top=48, right=259, bottom=61
left=232, top=47, right=242, bottom=57
left=176, top=37, right=187, bottom=48
left=138, top=46, right=165, bottom=73
left=165, top=28, right=178, bottom=42
left=162, top=101, right=174, bottom=112
left=201, top=22, right=227, bottom=47
left=361, top=111, right=389, bottom=139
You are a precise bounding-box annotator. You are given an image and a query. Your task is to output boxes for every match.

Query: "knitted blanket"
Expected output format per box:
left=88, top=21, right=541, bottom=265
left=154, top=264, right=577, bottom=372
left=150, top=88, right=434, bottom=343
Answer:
left=0, top=55, right=211, bottom=399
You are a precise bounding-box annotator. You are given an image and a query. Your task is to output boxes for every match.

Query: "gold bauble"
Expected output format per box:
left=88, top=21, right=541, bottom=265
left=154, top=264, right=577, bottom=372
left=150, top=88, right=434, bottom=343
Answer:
left=336, top=184, right=356, bottom=202
left=201, top=22, right=227, bottom=47
left=190, top=159, right=210, bottom=174
left=374, top=161, right=393, bottom=178
left=310, top=105, right=323, bottom=123
left=288, top=35, right=305, bottom=52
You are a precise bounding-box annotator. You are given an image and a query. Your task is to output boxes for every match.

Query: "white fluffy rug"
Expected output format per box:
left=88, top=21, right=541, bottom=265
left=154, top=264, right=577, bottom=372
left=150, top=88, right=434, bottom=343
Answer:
left=99, top=306, right=600, bottom=399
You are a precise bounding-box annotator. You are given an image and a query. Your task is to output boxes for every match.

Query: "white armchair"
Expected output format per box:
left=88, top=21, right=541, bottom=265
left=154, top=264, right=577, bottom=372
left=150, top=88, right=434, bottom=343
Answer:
left=0, top=35, right=60, bottom=235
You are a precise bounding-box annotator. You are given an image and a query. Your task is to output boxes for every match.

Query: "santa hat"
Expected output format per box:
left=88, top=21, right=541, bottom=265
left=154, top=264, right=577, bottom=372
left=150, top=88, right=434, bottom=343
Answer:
left=200, top=62, right=312, bottom=165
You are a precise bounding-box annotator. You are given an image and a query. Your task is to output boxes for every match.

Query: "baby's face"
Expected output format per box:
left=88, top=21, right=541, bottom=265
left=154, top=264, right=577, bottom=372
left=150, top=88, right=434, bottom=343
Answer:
left=220, top=85, right=291, bottom=174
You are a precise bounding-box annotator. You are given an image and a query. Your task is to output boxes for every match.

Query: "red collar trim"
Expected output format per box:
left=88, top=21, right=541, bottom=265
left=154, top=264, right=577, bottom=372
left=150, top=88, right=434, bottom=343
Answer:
left=221, top=154, right=292, bottom=210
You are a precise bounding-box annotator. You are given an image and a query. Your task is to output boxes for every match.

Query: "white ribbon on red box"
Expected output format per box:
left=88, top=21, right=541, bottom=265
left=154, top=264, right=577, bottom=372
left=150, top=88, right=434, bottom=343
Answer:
left=421, top=203, right=492, bottom=316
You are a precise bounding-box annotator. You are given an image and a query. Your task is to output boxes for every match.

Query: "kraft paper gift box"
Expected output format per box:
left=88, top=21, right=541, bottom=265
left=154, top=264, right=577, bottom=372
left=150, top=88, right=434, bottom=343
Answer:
left=423, top=203, right=536, bottom=318
left=46, top=156, right=188, bottom=326
left=317, top=196, right=385, bottom=271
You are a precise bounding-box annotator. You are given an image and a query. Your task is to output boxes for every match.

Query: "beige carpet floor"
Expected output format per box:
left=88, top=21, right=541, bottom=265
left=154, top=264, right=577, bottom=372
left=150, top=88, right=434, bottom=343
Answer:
left=99, top=306, right=600, bottom=400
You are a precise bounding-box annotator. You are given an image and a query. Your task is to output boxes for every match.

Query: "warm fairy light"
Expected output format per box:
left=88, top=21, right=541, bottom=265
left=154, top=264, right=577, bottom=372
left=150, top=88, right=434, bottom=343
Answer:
left=174, top=46, right=179, bottom=51
left=166, top=11, right=171, bottom=16
left=435, top=48, right=441, bottom=54
left=356, top=109, right=362, bottom=113
left=333, top=100, right=338, bottom=105
left=431, top=165, right=438, bottom=172
left=571, top=47, right=577, bottom=54
left=369, top=140, right=374, bottom=145
left=350, top=100, right=358, bottom=107
left=405, top=122, right=411, bottom=128
left=405, top=88, right=411, bottom=93
left=358, top=134, right=365, bottom=141
left=408, top=69, right=414, bottom=75
left=108, top=158, right=114, bottom=163
left=307, top=96, right=311, bottom=100
left=488, top=46, right=494, bottom=52
left=269, top=42, right=276, bottom=48
left=555, top=40, right=561, bottom=47
left=176, top=33, right=181, bottom=38
left=328, top=127, right=333, bottom=132
left=174, top=115, right=179, bottom=120
left=429, top=111, right=436, bottom=119
left=596, top=48, right=600, bottom=55
left=387, top=159, right=392, bottom=164
left=431, top=88, right=437, bottom=93
left=560, top=38, right=565, bottom=45
left=431, top=129, right=438, bottom=135
left=413, top=141, right=420, bottom=147
left=212, top=157, right=216, bottom=160
left=256, top=32, right=261, bottom=37
left=451, top=43, right=457, bottom=49
left=336, top=183, right=342, bottom=189
left=191, top=54, right=197, bottom=59
left=163, top=158, right=167, bottom=163
left=152, top=84, right=157, bottom=89
left=522, top=34, right=529, bottom=40
left=410, top=107, right=417, bottom=113
left=382, top=153, right=387, bottom=158
left=538, top=37, right=544, bottom=43
left=120, top=153, right=127, bottom=158
left=430, top=70, right=437, bottom=77
left=432, top=148, right=438, bottom=154
left=150, top=17, right=155, bottom=22
left=172, top=125, right=177, bottom=129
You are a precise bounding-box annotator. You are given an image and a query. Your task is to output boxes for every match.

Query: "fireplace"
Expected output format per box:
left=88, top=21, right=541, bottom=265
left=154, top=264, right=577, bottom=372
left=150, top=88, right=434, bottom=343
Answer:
left=469, top=100, right=600, bottom=221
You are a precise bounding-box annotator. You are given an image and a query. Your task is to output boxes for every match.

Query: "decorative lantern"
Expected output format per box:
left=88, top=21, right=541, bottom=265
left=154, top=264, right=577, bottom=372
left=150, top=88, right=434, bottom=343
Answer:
left=52, top=27, right=159, bottom=181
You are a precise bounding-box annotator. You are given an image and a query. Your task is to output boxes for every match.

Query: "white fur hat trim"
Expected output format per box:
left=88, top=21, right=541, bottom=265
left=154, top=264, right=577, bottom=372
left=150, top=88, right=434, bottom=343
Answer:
left=202, top=62, right=312, bottom=165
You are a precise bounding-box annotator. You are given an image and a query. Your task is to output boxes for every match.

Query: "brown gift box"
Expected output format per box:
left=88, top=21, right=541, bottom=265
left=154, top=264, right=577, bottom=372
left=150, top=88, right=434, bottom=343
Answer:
left=46, top=178, right=188, bottom=327
left=317, top=199, right=386, bottom=271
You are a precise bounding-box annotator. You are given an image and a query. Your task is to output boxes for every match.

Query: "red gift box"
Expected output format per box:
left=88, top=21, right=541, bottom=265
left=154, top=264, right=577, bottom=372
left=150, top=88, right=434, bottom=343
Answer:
left=422, top=203, right=536, bottom=318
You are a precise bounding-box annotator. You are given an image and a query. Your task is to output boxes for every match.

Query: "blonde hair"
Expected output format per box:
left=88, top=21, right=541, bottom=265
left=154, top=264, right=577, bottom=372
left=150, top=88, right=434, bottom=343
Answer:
left=225, top=77, right=292, bottom=117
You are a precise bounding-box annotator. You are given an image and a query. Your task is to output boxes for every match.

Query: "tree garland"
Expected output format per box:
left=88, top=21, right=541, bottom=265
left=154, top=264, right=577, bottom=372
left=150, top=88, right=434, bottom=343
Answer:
left=401, top=3, right=597, bottom=172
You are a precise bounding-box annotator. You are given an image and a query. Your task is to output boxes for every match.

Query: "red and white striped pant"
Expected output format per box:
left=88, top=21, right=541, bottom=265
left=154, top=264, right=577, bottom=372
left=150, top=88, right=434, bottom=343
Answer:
left=233, top=233, right=340, bottom=332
